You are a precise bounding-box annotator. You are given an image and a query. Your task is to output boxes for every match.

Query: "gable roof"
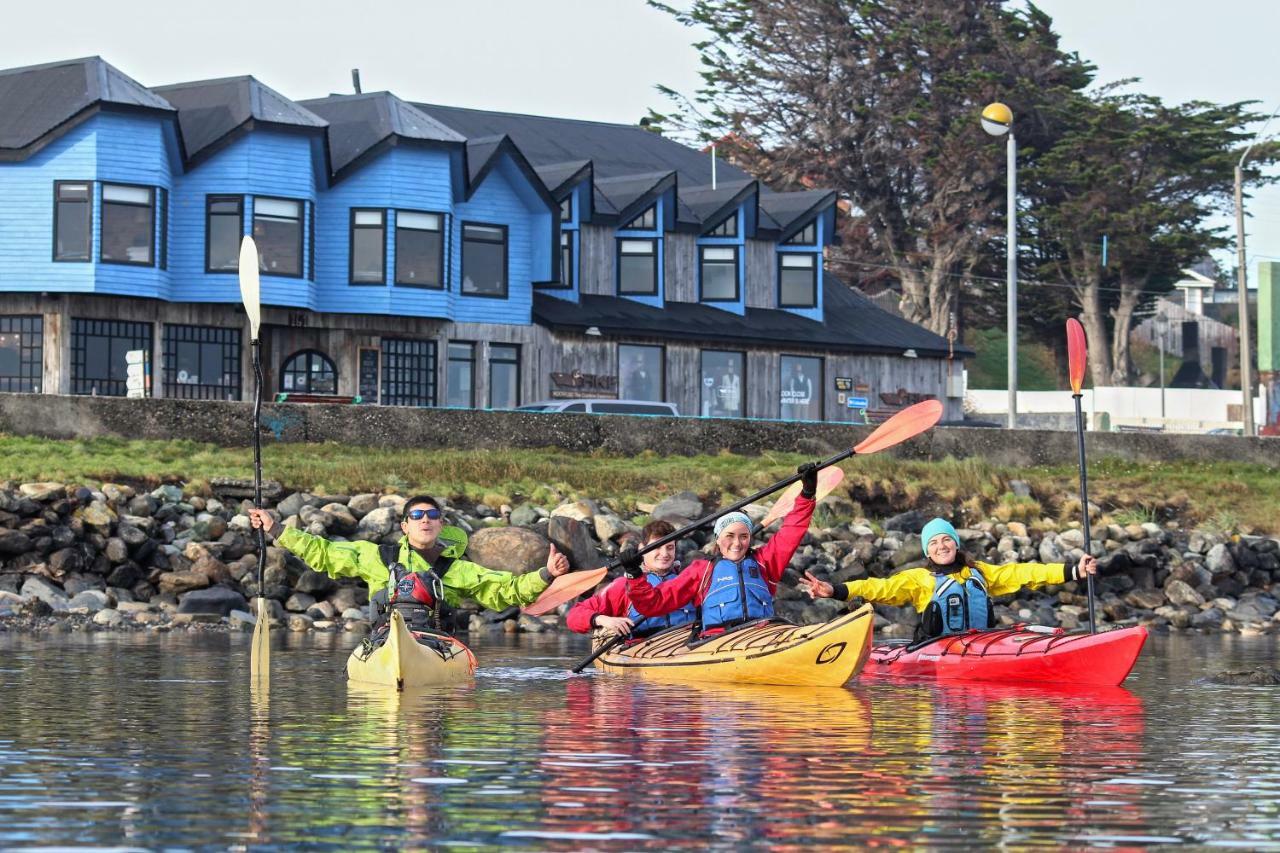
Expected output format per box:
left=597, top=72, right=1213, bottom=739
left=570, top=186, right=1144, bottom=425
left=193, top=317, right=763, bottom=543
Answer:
left=463, top=133, right=555, bottom=204
left=680, top=179, right=757, bottom=231
left=760, top=189, right=838, bottom=237
left=533, top=159, right=592, bottom=198
left=532, top=277, right=966, bottom=359
left=0, top=56, right=173, bottom=161
left=152, top=76, right=327, bottom=163
left=300, top=92, right=464, bottom=177
left=594, top=171, right=676, bottom=221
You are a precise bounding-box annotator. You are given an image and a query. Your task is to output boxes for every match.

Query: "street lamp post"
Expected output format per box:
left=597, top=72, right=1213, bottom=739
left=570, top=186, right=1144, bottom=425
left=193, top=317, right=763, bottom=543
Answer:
left=1155, top=313, right=1169, bottom=421
left=982, top=102, right=1017, bottom=429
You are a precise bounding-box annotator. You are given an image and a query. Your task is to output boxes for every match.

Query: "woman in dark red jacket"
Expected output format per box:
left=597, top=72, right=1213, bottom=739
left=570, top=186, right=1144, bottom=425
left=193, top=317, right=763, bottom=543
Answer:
left=624, top=463, right=818, bottom=636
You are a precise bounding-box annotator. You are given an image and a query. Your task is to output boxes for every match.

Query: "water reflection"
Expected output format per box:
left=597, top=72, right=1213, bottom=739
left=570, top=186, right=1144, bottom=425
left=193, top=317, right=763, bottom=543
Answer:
left=1, top=632, right=1279, bottom=847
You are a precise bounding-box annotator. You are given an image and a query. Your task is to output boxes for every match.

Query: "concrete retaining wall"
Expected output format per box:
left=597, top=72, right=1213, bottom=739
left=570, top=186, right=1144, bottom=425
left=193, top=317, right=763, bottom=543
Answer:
left=0, top=392, right=1276, bottom=469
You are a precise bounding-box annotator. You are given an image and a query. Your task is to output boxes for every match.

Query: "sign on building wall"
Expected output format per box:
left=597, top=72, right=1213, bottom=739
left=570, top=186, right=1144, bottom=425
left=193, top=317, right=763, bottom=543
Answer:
left=358, top=348, right=379, bottom=404
left=125, top=349, right=150, bottom=399
left=550, top=370, right=618, bottom=399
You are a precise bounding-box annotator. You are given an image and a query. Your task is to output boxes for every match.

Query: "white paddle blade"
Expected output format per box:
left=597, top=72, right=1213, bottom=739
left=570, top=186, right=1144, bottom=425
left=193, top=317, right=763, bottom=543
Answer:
left=238, top=236, right=262, bottom=341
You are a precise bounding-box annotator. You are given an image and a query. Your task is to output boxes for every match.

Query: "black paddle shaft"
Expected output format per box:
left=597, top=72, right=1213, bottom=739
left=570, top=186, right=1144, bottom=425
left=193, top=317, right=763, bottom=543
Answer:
left=252, top=339, right=266, bottom=591
left=607, top=446, right=856, bottom=571
left=1073, top=394, right=1098, bottom=634
left=571, top=634, right=626, bottom=673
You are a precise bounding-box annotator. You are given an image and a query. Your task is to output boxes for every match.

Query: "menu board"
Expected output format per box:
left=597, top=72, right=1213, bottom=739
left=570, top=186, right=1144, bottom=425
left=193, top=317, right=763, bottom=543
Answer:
left=358, top=347, right=379, bottom=404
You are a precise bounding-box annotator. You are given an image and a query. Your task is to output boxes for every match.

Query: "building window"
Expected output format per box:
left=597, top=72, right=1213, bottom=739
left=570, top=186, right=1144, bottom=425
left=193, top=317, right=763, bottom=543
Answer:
left=623, top=205, right=656, bottom=230
left=700, top=350, right=744, bottom=418
left=558, top=230, right=575, bottom=289
left=700, top=246, right=739, bottom=301
left=351, top=209, right=385, bottom=284
left=254, top=197, right=302, bottom=277
left=0, top=316, right=43, bottom=393
left=162, top=324, right=242, bottom=400
left=560, top=196, right=573, bottom=222
left=488, top=344, right=520, bottom=409
left=785, top=221, right=817, bottom=245
left=70, top=318, right=152, bottom=397
left=706, top=213, right=736, bottom=237
left=100, top=183, right=154, bottom=266
left=780, top=354, right=823, bottom=421
left=394, top=211, right=444, bottom=288
left=53, top=181, right=92, bottom=262
left=779, top=253, right=818, bottom=308
left=280, top=350, right=337, bottom=394
left=461, top=223, right=508, bottom=297
left=446, top=342, right=475, bottom=407
left=618, top=344, right=663, bottom=402
left=618, top=239, right=658, bottom=295
left=381, top=338, right=436, bottom=407
left=206, top=196, right=242, bottom=272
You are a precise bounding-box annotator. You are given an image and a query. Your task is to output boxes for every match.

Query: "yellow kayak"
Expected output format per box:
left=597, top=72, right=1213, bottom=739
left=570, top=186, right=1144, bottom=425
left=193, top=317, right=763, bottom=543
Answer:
left=594, top=604, right=874, bottom=687
left=346, top=610, right=476, bottom=689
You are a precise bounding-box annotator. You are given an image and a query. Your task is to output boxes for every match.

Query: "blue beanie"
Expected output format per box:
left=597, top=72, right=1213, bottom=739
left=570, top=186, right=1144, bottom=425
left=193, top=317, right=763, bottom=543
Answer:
left=921, top=517, right=960, bottom=548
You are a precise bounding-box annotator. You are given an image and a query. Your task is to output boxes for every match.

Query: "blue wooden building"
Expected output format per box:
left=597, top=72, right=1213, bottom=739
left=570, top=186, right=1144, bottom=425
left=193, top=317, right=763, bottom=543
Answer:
left=0, top=57, right=964, bottom=421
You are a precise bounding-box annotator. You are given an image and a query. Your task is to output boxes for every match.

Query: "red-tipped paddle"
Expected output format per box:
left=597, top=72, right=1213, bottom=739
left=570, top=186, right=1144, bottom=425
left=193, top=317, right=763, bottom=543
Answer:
left=759, top=467, right=846, bottom=530
left=1066, top=317, right=1097, bottom=634
left=523, top=567, right=608, bottom=617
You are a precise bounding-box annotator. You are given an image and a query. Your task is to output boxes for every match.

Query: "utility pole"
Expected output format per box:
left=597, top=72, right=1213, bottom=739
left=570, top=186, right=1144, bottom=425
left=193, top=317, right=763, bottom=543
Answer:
left=982, top=102, right=1017, bottom=428
left=1234, top=103, right=1279, bottom=437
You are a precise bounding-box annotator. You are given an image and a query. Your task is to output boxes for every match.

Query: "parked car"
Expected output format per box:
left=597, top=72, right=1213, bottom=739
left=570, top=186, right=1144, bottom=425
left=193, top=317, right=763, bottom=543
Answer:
left=514, top=399, right=680, bottom=416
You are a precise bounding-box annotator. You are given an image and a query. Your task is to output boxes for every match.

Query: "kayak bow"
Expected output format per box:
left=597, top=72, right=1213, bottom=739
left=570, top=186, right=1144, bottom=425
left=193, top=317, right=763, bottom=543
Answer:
left=346, top=610, right=476, bottom=690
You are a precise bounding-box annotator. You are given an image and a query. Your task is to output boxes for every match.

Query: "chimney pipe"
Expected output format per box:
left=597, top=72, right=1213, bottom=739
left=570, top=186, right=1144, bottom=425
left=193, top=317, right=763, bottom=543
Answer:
left=351, top=69, right=362, bottom=95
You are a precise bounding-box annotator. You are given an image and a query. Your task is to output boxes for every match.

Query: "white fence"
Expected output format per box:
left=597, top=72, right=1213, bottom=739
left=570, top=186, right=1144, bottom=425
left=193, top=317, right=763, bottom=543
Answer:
left=968, top=387, right=1264, bottom=433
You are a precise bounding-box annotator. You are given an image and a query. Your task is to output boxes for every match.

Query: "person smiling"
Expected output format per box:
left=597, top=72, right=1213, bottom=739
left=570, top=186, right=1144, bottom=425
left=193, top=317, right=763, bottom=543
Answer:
left=247, top=495, right=569, bottom=632
left=566, top=519, right=693, bottom=639
left=623, top=462, right=820, bottom=637
left=798, top=517, right=1097, bottom=641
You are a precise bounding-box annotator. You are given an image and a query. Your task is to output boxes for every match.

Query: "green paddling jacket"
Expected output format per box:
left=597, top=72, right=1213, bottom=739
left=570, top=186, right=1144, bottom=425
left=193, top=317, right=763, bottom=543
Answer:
left=275, top=525, right=551, bottom=611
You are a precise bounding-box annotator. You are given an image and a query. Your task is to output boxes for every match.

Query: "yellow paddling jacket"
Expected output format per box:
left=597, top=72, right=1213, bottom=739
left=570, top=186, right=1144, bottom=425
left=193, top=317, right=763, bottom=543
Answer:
left=276, top=525, right=550, bottom=611
left=835, top=561, right=1067, bottom=614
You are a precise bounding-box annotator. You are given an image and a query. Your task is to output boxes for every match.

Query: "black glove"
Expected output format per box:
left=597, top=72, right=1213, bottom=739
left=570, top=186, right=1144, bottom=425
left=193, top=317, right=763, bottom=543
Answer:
left=619, top=546, right=644, bottom=580
left=798, top=461, right=820, bottom=499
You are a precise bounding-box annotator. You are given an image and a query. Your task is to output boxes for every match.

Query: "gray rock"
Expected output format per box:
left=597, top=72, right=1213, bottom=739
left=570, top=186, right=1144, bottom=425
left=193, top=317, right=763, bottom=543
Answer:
left=341, top=607, right=366, bottom=620
left=1058, top=529, right=1085, bottom=550
left=1205, top=543, right=1236, bottom=575
left=69, top=589, right=111, bottom=612
left=277, top=492, right=321, bottom=518
left=1038, top=537, right=1064, bottom=563
left=652, top=491, right=703, bottom=523
left=294, top=569, right=336, bottom=596
left=594, top=513, right=635, bottom=543
left=547, top=515, right=602, bottom=570
left=288, top=613, right=314, bottom=632
left=159, top=571, right=210, bottom=595
left=1192, top=607, right=1225, bottom=630
left=285, top=592, right=316, bottom=612
left=509, top=504, right=541, bottom=528
left=150, top=484, right=184, bottom=504
left=93, top=609, right=126, bottom=627
left=1164, top=579, right=1205, bottom=607
left=228, top=609, right=256, bottom=630
left=467, top=526, right=550, bottom=575
left=1009, top=480, right=1032, bottom=498
left=20, top=576, right=69, bottom=611
left=0, top=529, right=32, bottom=556
left=355, top=507, right=399, bottom=540
left=321, top=503, right=358, bottom=535
left=307, top=600, right=336, bottom=620
left=104, top=537, right=129, bottom=563
left=20, top=482, right=65, bottom=502
left=551, top=500, right=597, bottom=523
left=884, top=510, right=928, bottom=534
left=347, top=494, right=380, bottom=518
left=178, top=586, right=248, bottom=616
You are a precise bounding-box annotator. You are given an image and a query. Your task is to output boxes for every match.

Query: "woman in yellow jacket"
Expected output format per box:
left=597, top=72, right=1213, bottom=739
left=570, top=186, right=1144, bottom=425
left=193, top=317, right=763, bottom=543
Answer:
left=798, top=517, right=1098, bottom=640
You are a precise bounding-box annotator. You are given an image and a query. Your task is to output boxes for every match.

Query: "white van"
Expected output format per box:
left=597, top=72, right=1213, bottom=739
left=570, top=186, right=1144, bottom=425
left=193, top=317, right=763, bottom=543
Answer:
left=515, top=399, right=680, bottom=416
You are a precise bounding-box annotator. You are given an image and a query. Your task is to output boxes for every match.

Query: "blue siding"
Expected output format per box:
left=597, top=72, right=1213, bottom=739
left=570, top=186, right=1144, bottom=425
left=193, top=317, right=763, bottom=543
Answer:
left=0, top=113, right=174, bottom=298
left=539, top=178, right=584, bottom=304
left=170, top=131, right=317, bottom=307
left=697, top=206, right=746, bottom=317
left=616, top=187, right=670, bottom=309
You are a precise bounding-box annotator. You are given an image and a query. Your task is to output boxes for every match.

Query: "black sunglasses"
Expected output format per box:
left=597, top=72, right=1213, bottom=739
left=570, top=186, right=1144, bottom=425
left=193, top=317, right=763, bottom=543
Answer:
left=405, top=507, right=442, bottom=521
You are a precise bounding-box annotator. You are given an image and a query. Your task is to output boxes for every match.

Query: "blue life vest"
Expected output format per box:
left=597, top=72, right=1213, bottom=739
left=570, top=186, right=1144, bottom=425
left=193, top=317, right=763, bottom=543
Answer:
left=927, top=570, right=993, bottom=635
left=700, top=555, right=774, bottom=631
left=626, top=572, right=696, bottom=636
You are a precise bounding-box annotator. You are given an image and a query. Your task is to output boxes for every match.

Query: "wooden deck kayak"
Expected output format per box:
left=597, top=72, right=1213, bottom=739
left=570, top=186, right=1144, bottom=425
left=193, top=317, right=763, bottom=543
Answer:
left=594, top=604, right=874, bottom=687
left=346, top=610, right=476, bottom=690
left=862, top=624, right=1148, bottom=686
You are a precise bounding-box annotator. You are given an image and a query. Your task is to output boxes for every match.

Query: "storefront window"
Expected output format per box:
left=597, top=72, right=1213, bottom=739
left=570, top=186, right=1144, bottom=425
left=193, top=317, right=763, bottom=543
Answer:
left=780, top=355, right=823, bottom=421
left=618, top=344, right=663, bottom=401
left=700, top=350, right=744, bottom=418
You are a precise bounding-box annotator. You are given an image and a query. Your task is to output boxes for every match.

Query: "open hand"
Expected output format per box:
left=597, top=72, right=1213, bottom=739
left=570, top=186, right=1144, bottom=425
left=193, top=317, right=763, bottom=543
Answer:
left=246, top=508, right=280, bottom=538
left=546, top=543, right=571, bottom=577
left=798, top=570, right=834, bottom=599
left=595, top=615, right=633, bottom=637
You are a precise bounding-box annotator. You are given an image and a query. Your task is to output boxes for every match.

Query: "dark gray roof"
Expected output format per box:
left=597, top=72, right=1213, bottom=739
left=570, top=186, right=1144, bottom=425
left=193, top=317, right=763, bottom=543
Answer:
left=532, top=277, right=967, bottom=359
left=533, top=159, right=591, bottom=197
left=152, top=76, right=327, bottom=162
left=760, top=189, right=838, bottom=236
left=594, top=171, right=675, bottom=219
left=300, top=92, right=464, bottom=175
left=0, top=56, right=173, bottom=159
left=680, top=179, right=757, bottom=229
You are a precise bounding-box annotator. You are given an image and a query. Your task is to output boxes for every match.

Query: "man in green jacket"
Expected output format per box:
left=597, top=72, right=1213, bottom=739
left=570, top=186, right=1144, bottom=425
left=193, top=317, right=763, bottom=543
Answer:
left=246, top=495, right=569, bottom=616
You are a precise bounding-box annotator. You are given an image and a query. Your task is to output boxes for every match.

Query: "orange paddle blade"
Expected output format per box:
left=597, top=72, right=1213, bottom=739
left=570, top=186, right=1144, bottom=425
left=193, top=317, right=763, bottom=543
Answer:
left=760, top=467, right=845, bottom=528
left=1066, top=318, right=1087, bottom=395
left=522, top=567, right=608, bottom=616
left=853, top=399, right=943, bottom=455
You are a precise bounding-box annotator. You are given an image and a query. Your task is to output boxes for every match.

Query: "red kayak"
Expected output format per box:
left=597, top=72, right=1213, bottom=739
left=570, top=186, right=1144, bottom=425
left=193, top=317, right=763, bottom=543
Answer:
left=862, top=625, right=1148, bottom=686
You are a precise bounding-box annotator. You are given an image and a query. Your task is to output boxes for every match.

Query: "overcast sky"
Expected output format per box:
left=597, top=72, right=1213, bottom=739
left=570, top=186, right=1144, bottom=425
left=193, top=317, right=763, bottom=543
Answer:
left=3, top=0, right=1276, bottom=285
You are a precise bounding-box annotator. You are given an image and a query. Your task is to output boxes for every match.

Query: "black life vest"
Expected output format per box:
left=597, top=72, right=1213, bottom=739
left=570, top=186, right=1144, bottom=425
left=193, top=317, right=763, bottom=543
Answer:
left=369, top=543, right=454, bottom=633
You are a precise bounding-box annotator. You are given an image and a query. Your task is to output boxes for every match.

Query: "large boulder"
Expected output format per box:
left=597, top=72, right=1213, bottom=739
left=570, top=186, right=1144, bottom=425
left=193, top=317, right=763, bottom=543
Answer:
left=0, top=529, right=31, bottom=556
left=652, top=491, right=703, bottom=523
left=551, top=500, right=597, bottom=523
left=1164, top=578, right=1205, bottom=608
left=20, top=482, right=65, bottom=502
left=20, top=576, right=69, bottom=610
left=547, top=516, right=601, bottom=570
left=884, top=510, right=928, bottom=535
left=355, top=507, right=399, bottom=541
left=178, top=586, right=248, bottom=616
left=158, top=571, right=210, bottom=596
left=467, top=527, right=550, bottom=575
left=1205, top=543, right=1236, bottom=576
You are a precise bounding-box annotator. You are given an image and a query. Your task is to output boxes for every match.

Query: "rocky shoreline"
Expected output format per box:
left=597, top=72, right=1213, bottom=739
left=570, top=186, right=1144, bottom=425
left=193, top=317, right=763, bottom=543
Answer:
left=1, top=479, right=1277, bottom=639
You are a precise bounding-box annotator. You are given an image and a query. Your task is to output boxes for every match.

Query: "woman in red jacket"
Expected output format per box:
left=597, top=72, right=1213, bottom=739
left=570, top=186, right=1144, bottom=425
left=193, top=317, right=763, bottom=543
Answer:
left=624, top=462, right=818, bottom=637
left=565, top=519, right=693, bottom=638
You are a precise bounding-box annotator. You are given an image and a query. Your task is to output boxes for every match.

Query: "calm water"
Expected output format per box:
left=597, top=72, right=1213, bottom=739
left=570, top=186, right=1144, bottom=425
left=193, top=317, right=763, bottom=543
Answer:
left=1, top=628, right=1278, bottom=849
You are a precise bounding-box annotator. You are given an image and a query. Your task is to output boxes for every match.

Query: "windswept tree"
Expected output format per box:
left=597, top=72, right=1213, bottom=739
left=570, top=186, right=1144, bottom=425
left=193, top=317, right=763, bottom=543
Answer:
left=1025, top=90, right=1278, bottom=384
left=648, top=0, right=1092, bottom=334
